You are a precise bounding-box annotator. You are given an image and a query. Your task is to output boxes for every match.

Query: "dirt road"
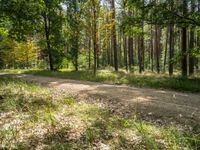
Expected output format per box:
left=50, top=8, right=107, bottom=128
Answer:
left=9, top=74, right=200, bottom=126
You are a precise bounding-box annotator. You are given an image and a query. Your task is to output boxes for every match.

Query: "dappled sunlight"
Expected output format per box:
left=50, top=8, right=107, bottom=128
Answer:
left=0, top=76, right=200, bottom=149
left=135, top=96, right=152, bottom=102
left=8, top=73, right=200, bottom=127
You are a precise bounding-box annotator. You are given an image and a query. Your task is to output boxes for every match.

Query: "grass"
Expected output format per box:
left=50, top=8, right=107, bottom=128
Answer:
left=0, top=76, right=200, bottom=149
left=2, top=69, right=200, bottom=93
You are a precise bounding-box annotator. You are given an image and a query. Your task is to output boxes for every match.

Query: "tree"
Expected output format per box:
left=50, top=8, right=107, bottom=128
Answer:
left=189, top=0, right=195, bottom=76
left=181, top=0, right=188, bottom=76
left=88, top=0, right=101, bottom=75
left=111, top=0, right=118, bottom=71
left=169, top=24, right=174, bottom=76
left=0, top=0, right=65, bottom=71
left=64, top=0, right=82, bottom=71
left=42, top=0, right=65, bottom=71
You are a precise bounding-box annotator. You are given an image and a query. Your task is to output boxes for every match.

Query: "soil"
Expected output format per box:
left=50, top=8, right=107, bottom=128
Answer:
left=9, top=74, right=200, bottom=127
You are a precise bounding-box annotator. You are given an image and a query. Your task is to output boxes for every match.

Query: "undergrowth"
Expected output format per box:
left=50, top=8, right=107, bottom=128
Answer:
left=0, top=76, right=200, bottom=149
left=5, top=69, right=200, bottom=93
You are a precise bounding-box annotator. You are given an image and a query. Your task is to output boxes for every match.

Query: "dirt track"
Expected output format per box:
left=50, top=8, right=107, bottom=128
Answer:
left=10, top=74, right=200, bottom=126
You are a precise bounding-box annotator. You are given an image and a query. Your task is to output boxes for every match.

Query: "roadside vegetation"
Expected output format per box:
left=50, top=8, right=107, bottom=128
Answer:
left=2, top=69, right=200, bottom=93
left=0, top=76, right=200, bottom=149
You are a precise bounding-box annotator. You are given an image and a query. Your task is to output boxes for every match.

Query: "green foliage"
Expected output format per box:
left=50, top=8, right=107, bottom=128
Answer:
left=41, top=0, right=66, bottom=70
left=0, top=39, right=39, bottom=68
left=0, top=0, right=43, bottom=40
left=6, top=69, right=200, bottom=93
left=0, top=0, right=66, bottom=70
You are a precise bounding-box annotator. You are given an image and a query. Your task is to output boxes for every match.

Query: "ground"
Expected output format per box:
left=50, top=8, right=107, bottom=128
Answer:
left=1, top=73, right=200, bottom=149
left=11, top=74, right=200, bottom=126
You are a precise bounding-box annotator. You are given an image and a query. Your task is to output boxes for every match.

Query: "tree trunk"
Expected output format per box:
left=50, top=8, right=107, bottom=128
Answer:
left=128, top=37, right=134, bottom=72
left=189, top=27, right=195, bottom=76
left=139, top=22, right=144, bottom=73
left=118, top=33, right=122, bottom=67
left=164, top=27, right=169, bottom=73
left=151, top=25, right=154, bottom=72
left=88, top=38, right=91, bottom=69
left=92, top=0, right=97, bottom=75
left=181, top=0, right=188, bottom=77
left=169, top=24, right=174, bottom=76
left=111, top=0, right=118, bottom=71
left=189, top=0, right=195, bottom=76
left=123, top=36, right=128, bottom=71
left=182, top=27, right=187, bottom=76
left=155, top=25, right=160, bottom=74
left=43, top=13, right=54, bottom=71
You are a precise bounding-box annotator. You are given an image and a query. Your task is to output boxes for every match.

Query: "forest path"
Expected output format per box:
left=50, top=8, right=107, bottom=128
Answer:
left=8, top=74, right=200, bottom=126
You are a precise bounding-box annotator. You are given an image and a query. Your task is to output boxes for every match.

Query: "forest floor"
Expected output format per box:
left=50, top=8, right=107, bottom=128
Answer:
left=2, top=69, right=200, bottom=93
left=9, top=73, right=200, bottom=126
left=1, top=73, right=200, bottom=149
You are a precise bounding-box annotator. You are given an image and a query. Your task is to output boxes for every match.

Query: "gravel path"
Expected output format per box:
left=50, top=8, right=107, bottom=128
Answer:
left=10, top=74, right=200, bottom=126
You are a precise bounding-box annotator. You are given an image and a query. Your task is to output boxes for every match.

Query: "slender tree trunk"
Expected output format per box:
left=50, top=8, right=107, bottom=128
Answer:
left=43, top=13, right=54, bottom=71
left=164, top=27, right=169, bottom=73
left=93, top=28, right=97, bottom=75
left=88, top=38, right=91, bottom=69
left=169, top=24, right=174, bottom=76
left=182, top=27, right=187, bottom=76
left=151, top=25, right=154, bottom=72
left=107, top=41, right=110, bottom=65
left=140, top=1, right=145, bottom=73
left=181, top=0, right=188, bottom=77
left=97, top=44, right=100, bottom=69
left=123, top=36, right=128, bottom=71
left=168, top=0, right=174, bottom=76
left=118, top=33, right=122, bottom=67
left=189, top=0, right=195, bottom=76
left=128, top=37, right=133, bottom=72
left=148, top=39, right=151, bottom=70
left=139, top=23, right=144, bottom=73
left=111, top=0, right=118, bottom=71
left=189, top=27, right=195, bottom=76
left=155, top=25, right=160, bottom=73
left=195, top=0, right=200, bottom=71
left=92, top=0, right=97, bottom=75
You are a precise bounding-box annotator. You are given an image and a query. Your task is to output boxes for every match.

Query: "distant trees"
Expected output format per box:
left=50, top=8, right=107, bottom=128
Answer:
left=1, top=0, right=65, bottom=70
left=0, top=39, right=38, bottom=68
left=123, top=0, right=200, bottom=77
left=0, top=0, right=200, bottom=77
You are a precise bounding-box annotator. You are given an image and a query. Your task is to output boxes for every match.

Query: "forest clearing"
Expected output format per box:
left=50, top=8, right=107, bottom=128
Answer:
left=1, top=0, right=200, bottom=149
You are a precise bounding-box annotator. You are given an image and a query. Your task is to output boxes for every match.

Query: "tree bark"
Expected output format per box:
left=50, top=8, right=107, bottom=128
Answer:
left=123, top=36, right=128, bottom=71
left=128, top=37, right=134, bottom=72
left=169, top=24, right=174, bottom=76
left=155, top=25, right=160, bottom=74
left=43, top=12, right=54, bottom=71
left=92, top=0, right=97, bottom=75
left=88, top=38, right=91, bottom=69
left=151, top=25, right=154, bottom=72
left=111, top=0, right=118, bottom=71
left=139, top=22, right=144, bottom=73
left=189, top=0, right=195, bottom=76
left=164, top=27, right=169, bottom=73
left=181, top=0, right=188, bottom=77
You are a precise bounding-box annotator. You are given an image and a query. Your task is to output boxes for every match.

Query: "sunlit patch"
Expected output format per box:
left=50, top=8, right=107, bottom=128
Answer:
left=0, top=77, right=199, bottom=149
left=136, top=96, right=151, bottom=102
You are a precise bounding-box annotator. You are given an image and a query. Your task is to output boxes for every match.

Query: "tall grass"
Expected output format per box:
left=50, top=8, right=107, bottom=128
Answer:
left=0, top=76, right=200, bottom=149
left=4, top=69, right=200, bottom=93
